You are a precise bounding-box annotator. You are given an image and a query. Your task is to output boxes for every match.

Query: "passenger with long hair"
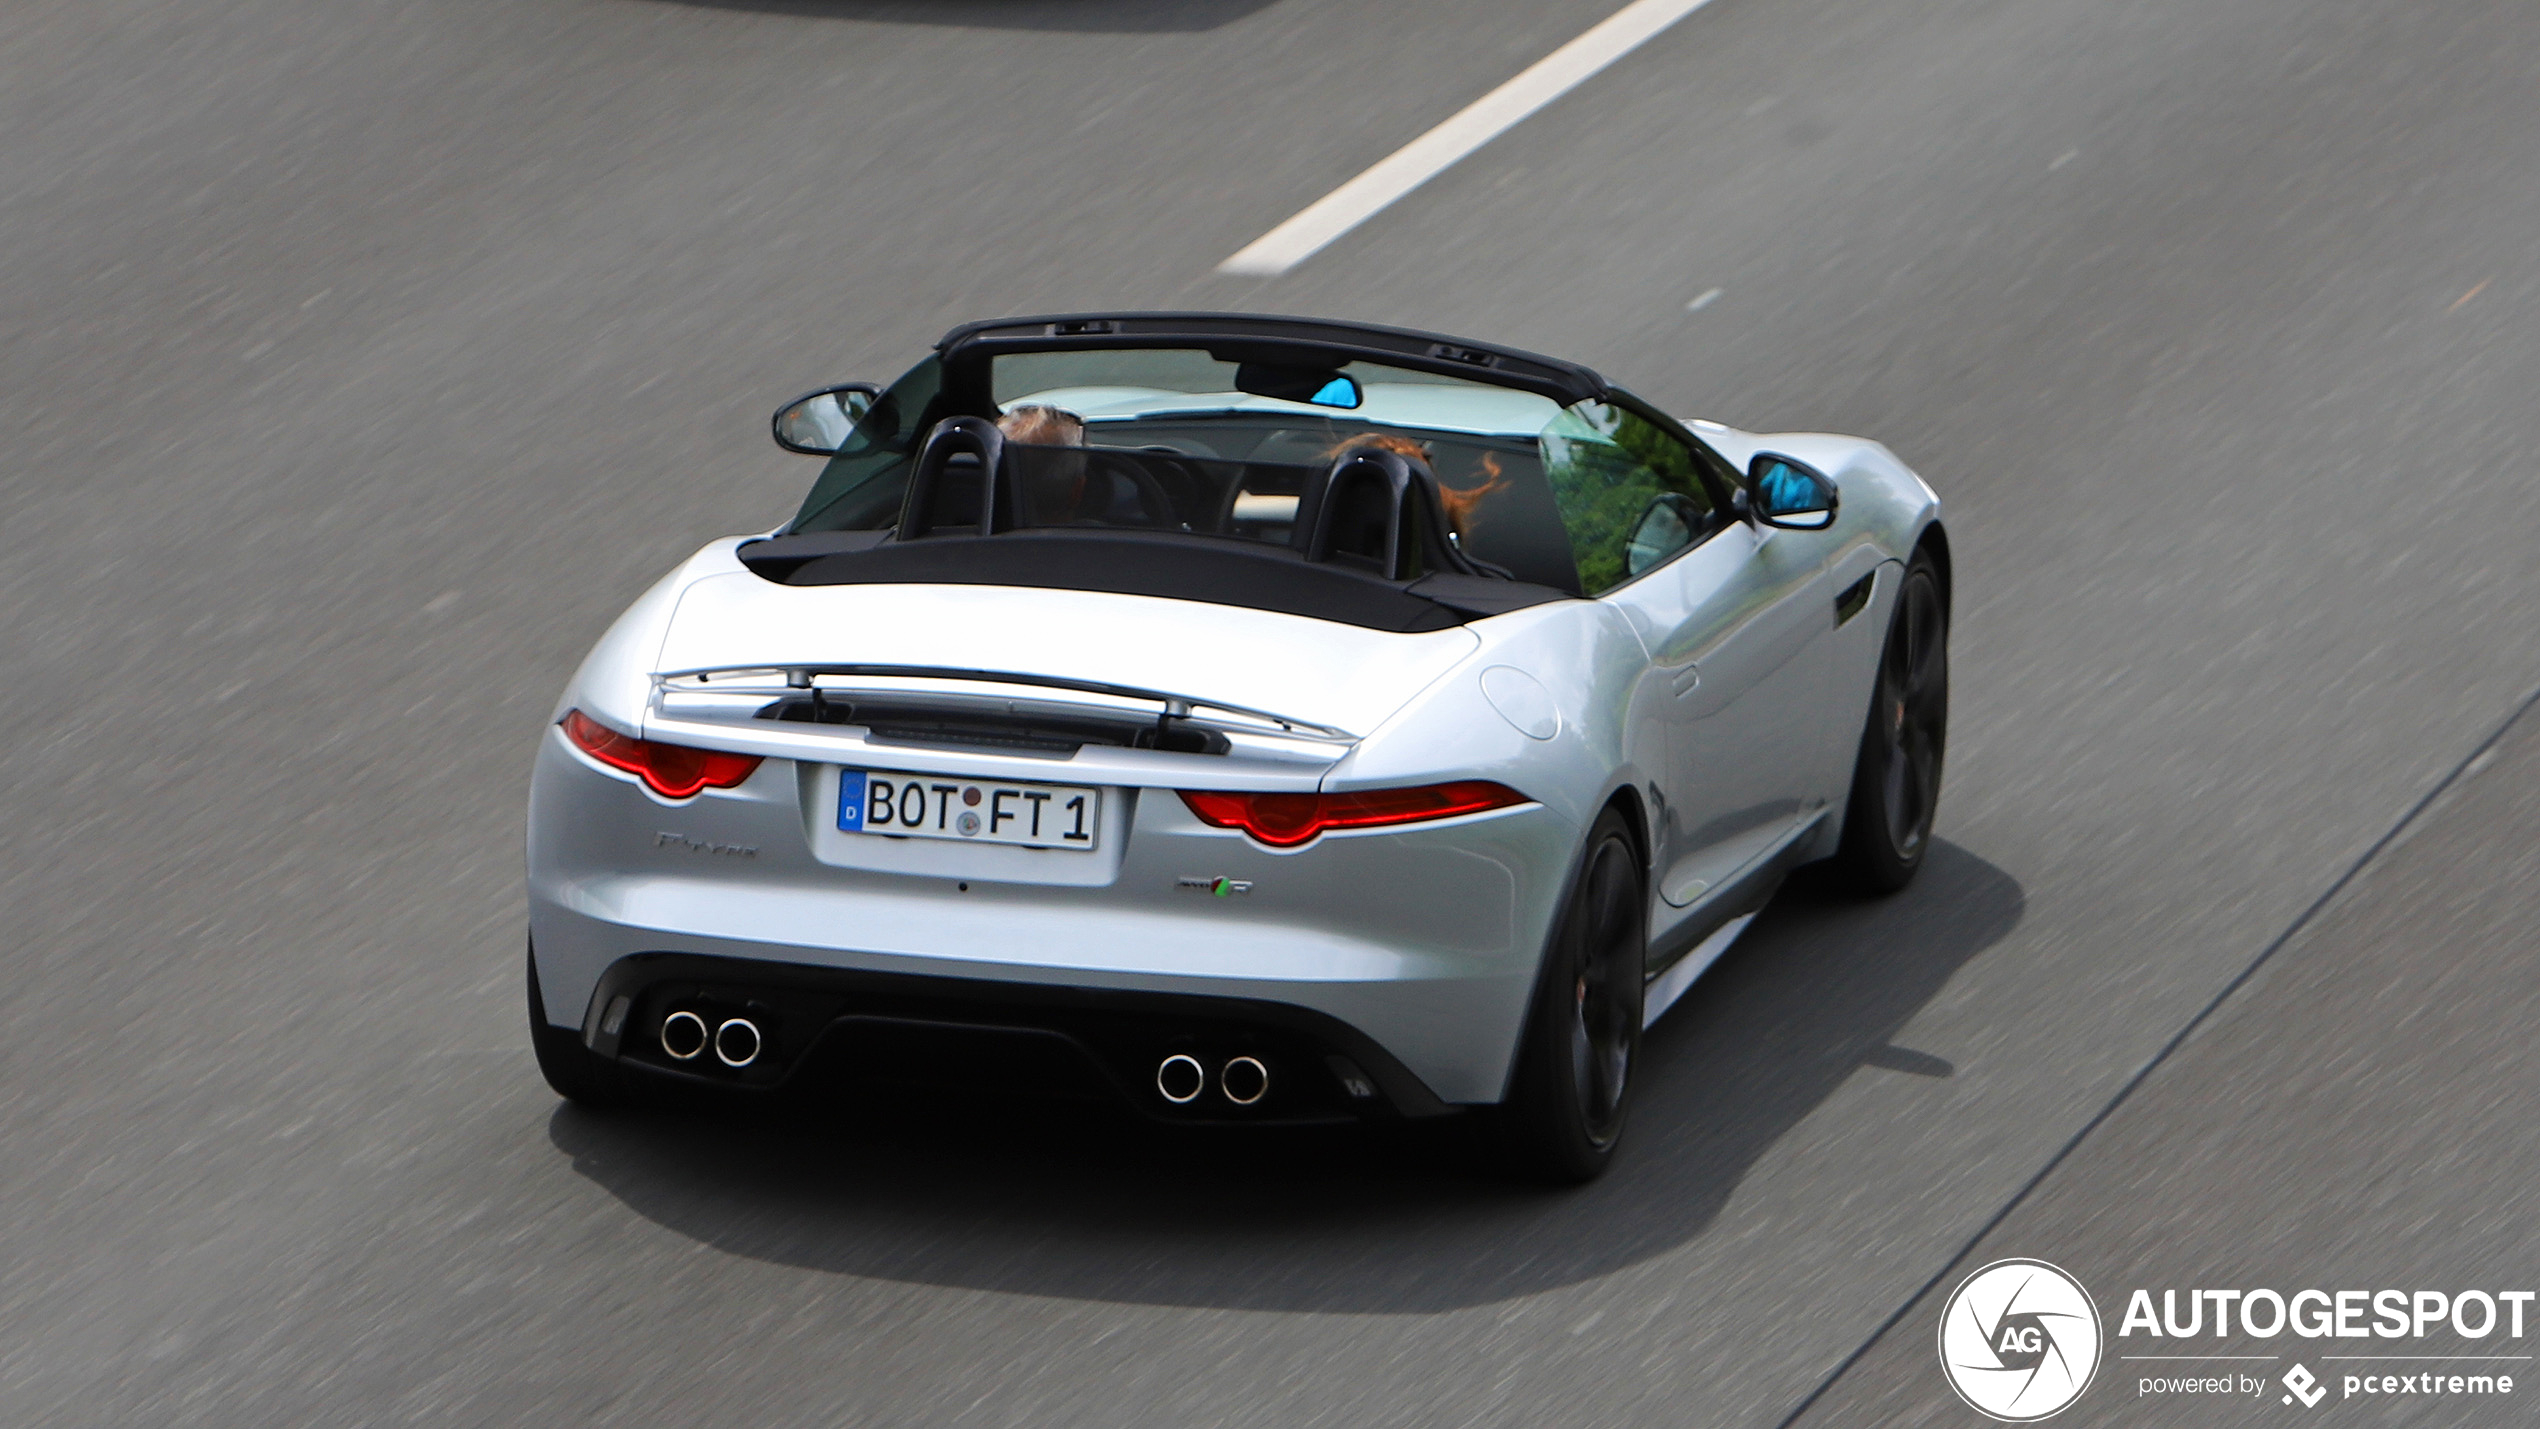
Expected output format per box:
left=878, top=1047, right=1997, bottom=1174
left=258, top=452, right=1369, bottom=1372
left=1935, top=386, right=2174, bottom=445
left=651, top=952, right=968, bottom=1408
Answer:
left=1323, top=432, right=1511, bottom=540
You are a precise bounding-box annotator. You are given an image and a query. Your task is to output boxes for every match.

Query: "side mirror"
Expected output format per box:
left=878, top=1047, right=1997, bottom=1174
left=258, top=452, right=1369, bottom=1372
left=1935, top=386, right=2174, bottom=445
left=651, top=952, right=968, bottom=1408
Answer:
left=1749, top=453, right=1838, bottom=530
left=771, top=384, right=882, bottom=456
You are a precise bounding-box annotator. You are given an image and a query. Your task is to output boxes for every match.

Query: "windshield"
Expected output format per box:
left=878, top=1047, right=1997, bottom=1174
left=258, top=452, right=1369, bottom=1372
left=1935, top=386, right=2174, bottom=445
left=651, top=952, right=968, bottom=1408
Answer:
left=781, top=346, right=1722, bottom=597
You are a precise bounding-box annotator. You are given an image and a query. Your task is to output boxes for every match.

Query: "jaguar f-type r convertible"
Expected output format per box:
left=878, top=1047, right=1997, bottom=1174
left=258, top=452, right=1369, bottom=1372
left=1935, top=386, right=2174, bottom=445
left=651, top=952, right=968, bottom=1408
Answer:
left=526, top=312, right=1948, bottom=1180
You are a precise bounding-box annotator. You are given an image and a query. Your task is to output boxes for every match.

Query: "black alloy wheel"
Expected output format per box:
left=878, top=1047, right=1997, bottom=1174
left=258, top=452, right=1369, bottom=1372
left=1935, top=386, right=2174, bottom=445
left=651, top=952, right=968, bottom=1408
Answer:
left=1499, top=809, right=1646, bottom=1183
left=1834, top=550, right=1948, bottom=893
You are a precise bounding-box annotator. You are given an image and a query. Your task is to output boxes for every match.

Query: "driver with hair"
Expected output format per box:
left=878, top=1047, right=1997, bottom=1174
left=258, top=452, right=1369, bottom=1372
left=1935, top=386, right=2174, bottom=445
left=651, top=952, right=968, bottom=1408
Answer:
left=997, top=403, right=1084, bottom=448
left=998, top=403, right=1092, bottom=524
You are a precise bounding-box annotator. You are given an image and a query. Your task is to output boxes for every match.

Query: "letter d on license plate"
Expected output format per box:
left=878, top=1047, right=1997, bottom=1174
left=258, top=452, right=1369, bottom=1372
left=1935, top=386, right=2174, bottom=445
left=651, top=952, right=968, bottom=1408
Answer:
left=838, top=769, right=1100, bottom=851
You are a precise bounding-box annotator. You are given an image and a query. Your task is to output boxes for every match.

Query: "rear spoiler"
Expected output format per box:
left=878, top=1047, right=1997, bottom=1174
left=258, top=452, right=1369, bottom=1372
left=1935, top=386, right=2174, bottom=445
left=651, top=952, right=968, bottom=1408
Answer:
left=655, top=663, right=1358, bottom=745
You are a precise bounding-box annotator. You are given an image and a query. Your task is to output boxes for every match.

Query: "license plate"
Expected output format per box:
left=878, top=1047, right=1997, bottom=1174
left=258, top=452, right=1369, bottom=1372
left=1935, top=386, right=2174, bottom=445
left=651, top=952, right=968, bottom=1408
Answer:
left=838, top=770, right=1100, bottom=851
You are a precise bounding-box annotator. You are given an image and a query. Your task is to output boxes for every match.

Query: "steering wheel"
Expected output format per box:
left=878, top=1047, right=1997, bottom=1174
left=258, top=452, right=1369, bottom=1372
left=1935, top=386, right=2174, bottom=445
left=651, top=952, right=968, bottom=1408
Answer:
left=1087, top=450, right=1183, bottom=528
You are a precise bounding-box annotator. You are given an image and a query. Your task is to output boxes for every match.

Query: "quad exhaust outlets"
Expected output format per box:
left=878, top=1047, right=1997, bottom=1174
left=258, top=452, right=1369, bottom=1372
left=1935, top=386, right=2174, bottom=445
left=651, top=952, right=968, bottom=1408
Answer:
left=1155, top=1052, right=1269, bottom=1107
left=658, top=1009, right=761, bottom=1069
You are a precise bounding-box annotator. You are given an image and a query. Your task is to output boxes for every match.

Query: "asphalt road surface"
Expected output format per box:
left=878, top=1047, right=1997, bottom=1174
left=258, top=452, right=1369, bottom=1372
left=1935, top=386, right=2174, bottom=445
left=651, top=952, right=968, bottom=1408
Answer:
left=3, top=0, right=2536, bottom=1424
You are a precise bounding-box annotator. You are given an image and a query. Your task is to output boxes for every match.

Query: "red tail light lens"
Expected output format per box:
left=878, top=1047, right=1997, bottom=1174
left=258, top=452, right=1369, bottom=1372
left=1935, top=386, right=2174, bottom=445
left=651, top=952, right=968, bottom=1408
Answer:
left=1177, top=781, right=1529, bottom=848
left=561, top=710, right=764, bottom=799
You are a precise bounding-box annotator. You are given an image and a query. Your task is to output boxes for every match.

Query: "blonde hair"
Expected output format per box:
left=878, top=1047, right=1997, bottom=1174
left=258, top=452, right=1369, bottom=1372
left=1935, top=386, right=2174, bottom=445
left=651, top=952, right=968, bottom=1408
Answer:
left=998, top=405, right=1085, bottom=446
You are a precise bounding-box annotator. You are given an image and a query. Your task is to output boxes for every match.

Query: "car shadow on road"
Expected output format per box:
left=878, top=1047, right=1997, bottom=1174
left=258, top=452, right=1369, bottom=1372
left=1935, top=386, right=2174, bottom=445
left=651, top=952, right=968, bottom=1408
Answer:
left=547, top=839, right=2023, bottom=1312
left=629, top=0, right=1281, bottom=32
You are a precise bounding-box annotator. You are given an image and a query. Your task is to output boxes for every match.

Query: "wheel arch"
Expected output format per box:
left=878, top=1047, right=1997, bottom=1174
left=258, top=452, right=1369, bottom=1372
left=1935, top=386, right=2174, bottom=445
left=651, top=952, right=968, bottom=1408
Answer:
left=1913, top=519, right=1953, bottom=621
left=1494, top=785, right=1646, bottom=1101
left=1599, top=780, right=1652, bottom=874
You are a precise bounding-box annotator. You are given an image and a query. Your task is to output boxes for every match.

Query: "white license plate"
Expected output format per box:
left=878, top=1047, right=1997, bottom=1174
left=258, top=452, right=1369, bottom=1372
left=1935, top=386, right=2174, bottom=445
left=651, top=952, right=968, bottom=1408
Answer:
left=838, top=769, right=1100, bottom=851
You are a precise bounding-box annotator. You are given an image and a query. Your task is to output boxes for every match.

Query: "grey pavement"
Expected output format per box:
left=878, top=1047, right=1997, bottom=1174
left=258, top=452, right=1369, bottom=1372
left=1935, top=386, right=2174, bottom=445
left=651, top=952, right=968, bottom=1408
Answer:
left=1796, top=691, right=2540, bottom=1428
left=1, top=0, right=2536, bottom=1423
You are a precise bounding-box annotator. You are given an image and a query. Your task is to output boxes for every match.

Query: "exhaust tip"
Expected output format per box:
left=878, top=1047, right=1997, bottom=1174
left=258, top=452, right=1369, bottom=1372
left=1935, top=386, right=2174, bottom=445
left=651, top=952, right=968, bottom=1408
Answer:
left=1156, top=1053, right=1205, bottom=1104
left=660, top=1010, right=708, bottom=1061
left=713, top=1017, right=762, bottom=1068
left=1221, top=1055, right=1269, bottom=1106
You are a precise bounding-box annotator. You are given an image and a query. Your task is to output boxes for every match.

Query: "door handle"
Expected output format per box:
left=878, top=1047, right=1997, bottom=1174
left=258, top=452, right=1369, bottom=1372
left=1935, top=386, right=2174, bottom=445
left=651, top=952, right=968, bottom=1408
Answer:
left=1669, top=663, right=1702, bottom=697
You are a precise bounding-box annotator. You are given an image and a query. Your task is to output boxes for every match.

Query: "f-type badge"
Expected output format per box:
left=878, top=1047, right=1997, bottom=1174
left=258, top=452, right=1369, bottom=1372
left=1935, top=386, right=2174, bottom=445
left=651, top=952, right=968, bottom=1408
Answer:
left=1176, top=876, right=1254, bottom=898
left=656, top=831, right=758, bottom=858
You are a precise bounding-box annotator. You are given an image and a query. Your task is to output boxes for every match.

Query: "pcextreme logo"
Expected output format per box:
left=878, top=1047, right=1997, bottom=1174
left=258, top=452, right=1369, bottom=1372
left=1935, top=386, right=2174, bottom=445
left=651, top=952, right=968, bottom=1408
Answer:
left=1938, top=1260, right=2103, bottom=1421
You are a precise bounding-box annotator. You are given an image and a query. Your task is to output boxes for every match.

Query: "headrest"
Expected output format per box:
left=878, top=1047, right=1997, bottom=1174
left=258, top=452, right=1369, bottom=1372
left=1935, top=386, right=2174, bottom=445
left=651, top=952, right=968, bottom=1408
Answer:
left=897, top=416, right=1012, bottom=538
left=1294, top=446, right=1485, bottom=582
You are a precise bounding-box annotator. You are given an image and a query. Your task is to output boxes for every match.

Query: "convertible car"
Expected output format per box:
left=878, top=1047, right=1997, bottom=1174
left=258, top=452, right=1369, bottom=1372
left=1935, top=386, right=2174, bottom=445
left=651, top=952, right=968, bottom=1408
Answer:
left=526, top=312, right=1948, bottom=1179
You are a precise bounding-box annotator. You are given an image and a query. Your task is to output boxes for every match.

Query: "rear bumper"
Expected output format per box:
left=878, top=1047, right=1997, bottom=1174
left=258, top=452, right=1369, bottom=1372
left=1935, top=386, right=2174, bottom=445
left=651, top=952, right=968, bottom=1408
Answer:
left=553, top=947, right=1456, bottom=1123
left=526, top=734, right=1580, bottom=1107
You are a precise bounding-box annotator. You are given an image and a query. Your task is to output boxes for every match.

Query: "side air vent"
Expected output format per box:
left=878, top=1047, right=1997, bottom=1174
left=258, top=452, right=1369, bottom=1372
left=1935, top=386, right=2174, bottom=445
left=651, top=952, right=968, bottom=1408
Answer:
left=1834, top=571, right=1877, bottom=627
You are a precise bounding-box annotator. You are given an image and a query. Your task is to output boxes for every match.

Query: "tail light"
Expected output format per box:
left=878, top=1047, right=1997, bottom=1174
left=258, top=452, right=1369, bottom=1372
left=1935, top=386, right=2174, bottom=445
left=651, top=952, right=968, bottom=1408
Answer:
left=561, top=710, right=763, bottom=799
left=1177, top=781, right=1528, bottom=848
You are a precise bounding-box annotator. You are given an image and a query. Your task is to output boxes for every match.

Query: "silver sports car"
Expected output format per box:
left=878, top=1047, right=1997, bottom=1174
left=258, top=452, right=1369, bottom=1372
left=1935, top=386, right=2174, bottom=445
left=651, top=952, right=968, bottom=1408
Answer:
left=526, top=312, right=1948, bottom=1180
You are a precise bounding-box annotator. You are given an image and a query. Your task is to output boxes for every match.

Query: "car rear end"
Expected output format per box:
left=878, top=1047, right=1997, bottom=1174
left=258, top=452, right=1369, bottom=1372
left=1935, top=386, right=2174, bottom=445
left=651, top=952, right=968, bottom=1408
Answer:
left=526, top=546, right=1581, bottom=1122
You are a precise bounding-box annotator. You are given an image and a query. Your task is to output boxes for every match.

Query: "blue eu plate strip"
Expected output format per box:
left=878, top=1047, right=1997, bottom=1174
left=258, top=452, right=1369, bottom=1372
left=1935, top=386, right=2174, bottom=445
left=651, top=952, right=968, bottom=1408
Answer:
left=836, top=769, right=868, bottom=832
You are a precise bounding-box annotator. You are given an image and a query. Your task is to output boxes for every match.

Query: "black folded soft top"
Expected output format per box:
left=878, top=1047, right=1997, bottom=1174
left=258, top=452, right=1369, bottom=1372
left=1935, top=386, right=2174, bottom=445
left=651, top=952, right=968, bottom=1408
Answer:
left=738, top=527, right=1569, bottom=633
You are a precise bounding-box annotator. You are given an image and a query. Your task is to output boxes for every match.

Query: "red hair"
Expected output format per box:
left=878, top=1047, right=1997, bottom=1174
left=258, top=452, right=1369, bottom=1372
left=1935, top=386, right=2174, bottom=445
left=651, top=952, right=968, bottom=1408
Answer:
left=1324, top=434, right=1509, bottom=539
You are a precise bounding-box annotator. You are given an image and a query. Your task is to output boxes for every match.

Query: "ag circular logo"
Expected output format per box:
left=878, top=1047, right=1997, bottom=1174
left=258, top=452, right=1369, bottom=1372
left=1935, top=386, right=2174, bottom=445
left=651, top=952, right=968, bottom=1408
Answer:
left=1938, top=1259, right=2102, bottom=1421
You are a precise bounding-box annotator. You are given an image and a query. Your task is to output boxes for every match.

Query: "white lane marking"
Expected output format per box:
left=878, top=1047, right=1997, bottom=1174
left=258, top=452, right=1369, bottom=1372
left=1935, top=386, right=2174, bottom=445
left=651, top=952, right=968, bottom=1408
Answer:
left=2050, top=148, right=2079, bottom=171
left=1686, top=287, right=1722, bottom=311
left=1643, top=911, right=1754, bottom=1028
left=1216, top=0, right=1723, bottom=277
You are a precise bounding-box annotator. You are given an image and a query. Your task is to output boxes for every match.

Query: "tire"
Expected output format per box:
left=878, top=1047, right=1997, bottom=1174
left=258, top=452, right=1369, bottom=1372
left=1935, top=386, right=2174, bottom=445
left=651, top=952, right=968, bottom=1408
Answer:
left=1832, top=549, right=1948, bottom=894
left=1496, top=808, right=1647, bottom=1183
left=527, top=943, right=633, bottom=1109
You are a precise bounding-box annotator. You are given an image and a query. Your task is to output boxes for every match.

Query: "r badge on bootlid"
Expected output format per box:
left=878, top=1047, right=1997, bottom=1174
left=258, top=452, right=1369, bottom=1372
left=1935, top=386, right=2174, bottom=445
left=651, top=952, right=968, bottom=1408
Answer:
left=1176, top=876, right=1254, bottom=897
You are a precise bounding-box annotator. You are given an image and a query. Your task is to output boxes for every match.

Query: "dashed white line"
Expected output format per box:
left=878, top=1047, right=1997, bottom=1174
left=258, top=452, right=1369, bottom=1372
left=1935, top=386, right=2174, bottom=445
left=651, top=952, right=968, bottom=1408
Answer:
left=1216, top=0, right=1723, bottom=277
left=1686, top=287, right=1723, bottom=311
left=2050, top=148, right=2080, bottom=171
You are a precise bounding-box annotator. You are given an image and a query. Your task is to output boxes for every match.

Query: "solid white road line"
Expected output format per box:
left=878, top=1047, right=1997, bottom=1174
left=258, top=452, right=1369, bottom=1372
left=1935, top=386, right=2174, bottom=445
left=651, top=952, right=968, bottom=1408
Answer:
left=1216, top=0, right=1723, bottom=277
